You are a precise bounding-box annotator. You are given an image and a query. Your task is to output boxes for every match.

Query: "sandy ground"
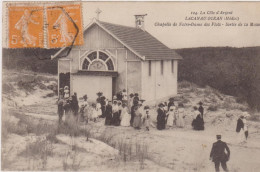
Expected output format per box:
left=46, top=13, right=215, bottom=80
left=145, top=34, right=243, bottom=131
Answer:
left=2, top=71, right=260, bottom=171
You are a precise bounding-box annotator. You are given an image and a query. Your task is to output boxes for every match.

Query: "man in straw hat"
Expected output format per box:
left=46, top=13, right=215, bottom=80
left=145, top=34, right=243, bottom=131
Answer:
left=210, top=134, right=230, bottom=172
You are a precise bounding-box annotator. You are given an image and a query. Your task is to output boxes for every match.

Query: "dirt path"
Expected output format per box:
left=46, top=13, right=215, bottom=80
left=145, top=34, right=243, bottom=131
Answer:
left=17, top=110, right=260, bottom=172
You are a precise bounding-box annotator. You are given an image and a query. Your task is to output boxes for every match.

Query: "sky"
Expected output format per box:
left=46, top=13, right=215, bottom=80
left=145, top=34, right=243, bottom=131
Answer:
left=2, top=1, right=260, bottom=49
left=82, top=1, right=260, bottom=49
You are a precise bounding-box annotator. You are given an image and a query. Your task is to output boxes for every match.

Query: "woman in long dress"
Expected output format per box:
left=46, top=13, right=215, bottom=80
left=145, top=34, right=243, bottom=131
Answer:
left=133, top=105, right=142, bottom=129
left=112, top=100, right=119, bottom=126
left=120, top=103, right=131, bottom=126
left=176, top=107, right=185, bottom=128
left=96, top=99, right=102, bottom=118
left=157, top=103, right=166, bottom=130
left=143, top=106, right=151, bottom=131
left=167, top=106, right=175, bottom=127
left=91, top=103, right=98, bottom=122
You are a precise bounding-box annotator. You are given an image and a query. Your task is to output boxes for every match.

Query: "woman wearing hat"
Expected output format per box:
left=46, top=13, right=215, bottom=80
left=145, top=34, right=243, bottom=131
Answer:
left=120, top=103, right=131, bottom=127
left=198, top=101, right=204, bottom=120
left=166, top=105, right=175, bottom=127
left=143, top=106, right=151, bottom=131
left=105, top=100, right=113, bottom=125
left=176, top=104, right=185, bottom=128
left=133, top=102, right=143, bottom=129
left=168, top=98, right=175, bottom=111
left=157, top=103, right=167, bottom=130
left=128, top=93, right=134, bottom=110
left=111, top=100, right=119, bottom=125
left=64, top=86, right=70, bottom=99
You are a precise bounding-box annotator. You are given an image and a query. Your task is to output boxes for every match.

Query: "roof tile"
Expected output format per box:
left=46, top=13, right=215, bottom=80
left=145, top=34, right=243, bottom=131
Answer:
left=98, top=21, right=182, bottom=60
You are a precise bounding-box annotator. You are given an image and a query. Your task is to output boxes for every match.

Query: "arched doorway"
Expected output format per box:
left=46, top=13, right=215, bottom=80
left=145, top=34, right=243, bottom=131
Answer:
left=72, top=51, right=117, bottom=101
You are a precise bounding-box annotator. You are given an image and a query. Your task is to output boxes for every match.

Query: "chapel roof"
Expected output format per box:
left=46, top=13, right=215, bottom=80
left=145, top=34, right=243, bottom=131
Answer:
left=52, top=19, right=182, bottom=60
left=97, top=21, right=182, bottom=60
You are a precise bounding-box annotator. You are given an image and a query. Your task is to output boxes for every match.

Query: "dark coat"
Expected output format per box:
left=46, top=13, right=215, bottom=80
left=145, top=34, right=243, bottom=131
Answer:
left=198, top=105, right=204, bottom=118
left=157, top=108, right=166, bottom=130
left=192, top=114, right=204, bottom=130
left=168, top=101, right=174, bottom=111
left=105, top=104, right=113, bottom=125
left=100, top=97, right=106, bottom=118
left=210, top=140, right=230, bottom=162
left=71, top=97, right=79, bottom=116
left=58, top=100, right=64, bottom=116
left=236, top=118, right=244, bottom=133
left=112, top=111, right=120, bottom=126
left=133, top=96, right=139, bottom=106
left=130, top=105, right=136, bottom=126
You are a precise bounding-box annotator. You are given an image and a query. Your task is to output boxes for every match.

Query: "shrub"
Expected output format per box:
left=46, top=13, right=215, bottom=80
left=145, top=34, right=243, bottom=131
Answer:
left=19, top=137, right=54, bottom=170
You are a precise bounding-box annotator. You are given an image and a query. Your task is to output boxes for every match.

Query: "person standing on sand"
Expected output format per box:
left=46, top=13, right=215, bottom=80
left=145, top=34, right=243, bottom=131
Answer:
left=236, top=115, right=245, bottom=144
left=198, top=101, right=204, bottom=120
left=128, top=93, right=134, bottom=110
left=166, top=105, right=175, bottom=127
left=176, top=105, right=185, bottom=128
left=157, top=103, right=166, bottom=130
left=133, top=103, right=143, bottom=129
left=243, top=113, right=249, bottom=141
left=167, top=97, right=175, bottom=111
left=143, top=106, right=151, bottom=131
left=105, top=100, right=113, bottom=125
left=57, top=98, right=64, bottom=124
left=210, top=135, right=230, bottom=172
left=120, top=103, right=131, bottom=127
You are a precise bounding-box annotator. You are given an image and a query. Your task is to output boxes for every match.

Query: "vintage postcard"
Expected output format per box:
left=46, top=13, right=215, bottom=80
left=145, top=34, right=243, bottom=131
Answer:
left=1, top=1, right=260, bottom=172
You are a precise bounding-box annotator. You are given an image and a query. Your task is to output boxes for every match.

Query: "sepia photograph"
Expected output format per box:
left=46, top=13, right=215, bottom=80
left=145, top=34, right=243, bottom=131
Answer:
left=1, top=1, right=260, bottom=171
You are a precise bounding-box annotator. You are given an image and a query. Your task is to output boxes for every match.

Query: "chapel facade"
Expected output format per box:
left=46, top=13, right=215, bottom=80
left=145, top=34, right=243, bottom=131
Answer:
left=52, top=15, right=182, bottom=102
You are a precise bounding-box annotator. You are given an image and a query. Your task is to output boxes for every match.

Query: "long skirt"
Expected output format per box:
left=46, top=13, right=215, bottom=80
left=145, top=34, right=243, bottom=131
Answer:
left=121, top=113, right=131, bottom=127
left=176, top=116, right=185, bottom=128
left=157, top=120, right=166, bottom=130
left=237, top=129, right=246, bottom=143
left=133, top=116, right=142, bottom=129
left=112, top=112, right=120, bottom=126
left=167, top=114, right=174, bottom=127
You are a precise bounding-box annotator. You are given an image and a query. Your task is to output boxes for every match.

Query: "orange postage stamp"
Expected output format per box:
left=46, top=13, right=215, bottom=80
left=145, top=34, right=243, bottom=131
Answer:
left=46, top=4, right=84, bottom=48
left=8, top=6, right=44, bottom=48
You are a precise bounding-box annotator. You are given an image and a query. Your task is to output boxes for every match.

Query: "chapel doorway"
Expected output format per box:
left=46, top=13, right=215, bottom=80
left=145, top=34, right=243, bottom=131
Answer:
left=59, top=72, right=70, bottom=91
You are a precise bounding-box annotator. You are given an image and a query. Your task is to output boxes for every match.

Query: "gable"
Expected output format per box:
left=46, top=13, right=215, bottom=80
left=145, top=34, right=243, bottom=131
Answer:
left=52, top=20, right=182, bottom=60
left=83, top=24, right=124, bottom=49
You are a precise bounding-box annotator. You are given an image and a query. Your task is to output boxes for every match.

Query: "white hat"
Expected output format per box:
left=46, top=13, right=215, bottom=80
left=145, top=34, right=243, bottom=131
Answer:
left=170, top=106, right=176, bottom=110
left=243, top=112, right=250, bottom=117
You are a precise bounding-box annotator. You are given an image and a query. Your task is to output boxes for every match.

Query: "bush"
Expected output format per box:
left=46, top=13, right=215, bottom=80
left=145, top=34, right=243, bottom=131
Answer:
left=177, top=47, right=260, bottom=110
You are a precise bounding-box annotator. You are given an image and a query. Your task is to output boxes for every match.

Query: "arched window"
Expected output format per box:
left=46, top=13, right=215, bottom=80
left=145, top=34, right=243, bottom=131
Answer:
left=82, top=51, right=114, bottom=71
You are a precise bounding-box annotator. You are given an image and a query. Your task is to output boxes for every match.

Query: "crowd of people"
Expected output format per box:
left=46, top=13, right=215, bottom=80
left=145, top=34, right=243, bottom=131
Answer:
left=57, top=87, right=207, bottom=131
left=56, top=86, right=255, bottom=172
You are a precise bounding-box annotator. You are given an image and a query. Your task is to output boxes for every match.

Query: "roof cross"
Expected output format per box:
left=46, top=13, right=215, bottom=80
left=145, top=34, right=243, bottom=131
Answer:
left=95, top=8, right=102, bottom=20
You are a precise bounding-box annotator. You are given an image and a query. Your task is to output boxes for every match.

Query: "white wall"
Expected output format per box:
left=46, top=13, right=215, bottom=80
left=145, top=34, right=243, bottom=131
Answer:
left=141, top=60, right=178, bottom=102
left=71, top=75, right=112, bottom=102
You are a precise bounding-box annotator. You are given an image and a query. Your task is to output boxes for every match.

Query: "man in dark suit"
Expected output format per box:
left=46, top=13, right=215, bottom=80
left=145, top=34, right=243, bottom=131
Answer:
left=210, top=135, right=230, bottom=172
